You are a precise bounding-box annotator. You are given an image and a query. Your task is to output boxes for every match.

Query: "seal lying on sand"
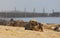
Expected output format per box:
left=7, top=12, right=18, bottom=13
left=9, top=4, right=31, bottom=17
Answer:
left=25, top=19, right=43, bottom=32
left=8, top=18, right=27, bottom=27
left=14, top=20, right=27, bottom=27
left=7, top=19, right=43, bottom=32
left=54, top=25, right=60, bottom=32
left=8, top=18, right=16, bottom=26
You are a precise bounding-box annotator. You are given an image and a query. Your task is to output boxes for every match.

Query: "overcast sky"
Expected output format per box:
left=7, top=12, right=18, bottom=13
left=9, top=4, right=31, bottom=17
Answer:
left=0, top=0, right=60, bottom=13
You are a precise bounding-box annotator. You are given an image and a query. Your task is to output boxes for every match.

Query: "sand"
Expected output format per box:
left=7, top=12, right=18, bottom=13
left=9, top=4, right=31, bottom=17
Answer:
left=0, top=25, right=60, bottom=38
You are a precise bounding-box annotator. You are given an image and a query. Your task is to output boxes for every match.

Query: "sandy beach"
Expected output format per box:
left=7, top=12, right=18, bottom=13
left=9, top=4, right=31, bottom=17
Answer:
left=0, top=25, right=60, bottom=38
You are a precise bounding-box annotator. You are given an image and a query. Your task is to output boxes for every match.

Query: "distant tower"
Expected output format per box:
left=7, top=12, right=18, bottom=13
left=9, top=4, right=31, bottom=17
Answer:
left=14, top=7, right=16, bottom=18
left=24, top=8, right=26, bottom=17
left=24, top=8, right=26, bottom=12
left=33, top=8, right=35, bottom=12
left=52, top=9, right=54, bottom=13
left=14, top=7, right=16, bottom=12
left=33, top=8, right=36, bottom=17
left=43, top=8, right=45, bottom=13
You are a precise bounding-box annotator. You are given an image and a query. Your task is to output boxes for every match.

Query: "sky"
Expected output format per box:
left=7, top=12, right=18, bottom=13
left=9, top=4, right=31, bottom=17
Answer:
left=0, top=0, right=60, bottom=13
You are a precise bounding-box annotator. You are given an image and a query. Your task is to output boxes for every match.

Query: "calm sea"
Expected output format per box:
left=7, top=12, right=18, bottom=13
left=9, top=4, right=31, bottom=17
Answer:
left=0, top=17, right=60, bottom=24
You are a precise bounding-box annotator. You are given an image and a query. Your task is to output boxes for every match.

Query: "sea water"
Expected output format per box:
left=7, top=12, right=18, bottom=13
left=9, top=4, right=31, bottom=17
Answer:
left=0, top=17, right=60, bottom=24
